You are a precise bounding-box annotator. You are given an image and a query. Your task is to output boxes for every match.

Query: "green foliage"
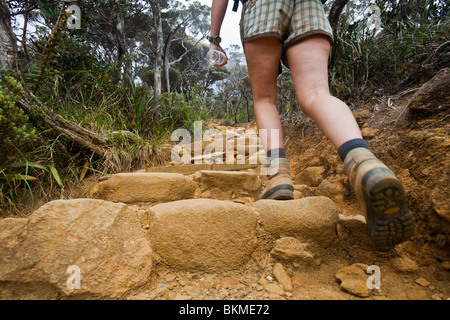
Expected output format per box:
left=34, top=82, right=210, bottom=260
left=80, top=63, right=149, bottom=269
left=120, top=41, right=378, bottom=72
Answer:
left=0, top=135, right=83, bottom=216
left=329, top=0, right=449, bottom=101
left=1, top=0, right=219, bottom=216
left=0, top=77, right=36, bottom=164
left=158, top=88, right=211, bottom=137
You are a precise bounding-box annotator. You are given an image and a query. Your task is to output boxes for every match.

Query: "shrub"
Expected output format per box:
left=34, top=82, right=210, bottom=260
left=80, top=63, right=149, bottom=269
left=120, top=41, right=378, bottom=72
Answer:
left=0, top=76, right=36, bottom=165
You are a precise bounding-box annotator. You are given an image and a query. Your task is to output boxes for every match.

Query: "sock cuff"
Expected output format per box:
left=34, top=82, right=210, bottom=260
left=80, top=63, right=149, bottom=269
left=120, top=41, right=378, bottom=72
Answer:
left=338, top=139, right=370, bottom=161
left=267, top=148, right=287, bottom=161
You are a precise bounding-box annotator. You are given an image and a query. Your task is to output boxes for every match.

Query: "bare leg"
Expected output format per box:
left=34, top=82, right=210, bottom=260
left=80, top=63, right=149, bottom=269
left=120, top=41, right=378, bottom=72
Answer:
left=244, top=37, right=284, bottom=152
left=286, top=35, right=415, bottom=247
left=244, top=37, right=293, bottom=200
left=285, top=35, right=363, bottom=149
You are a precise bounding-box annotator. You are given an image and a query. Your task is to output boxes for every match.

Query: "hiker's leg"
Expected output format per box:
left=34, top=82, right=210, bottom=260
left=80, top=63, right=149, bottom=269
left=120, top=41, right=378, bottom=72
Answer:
left=244, top=36, right=293, bottom=200
left=286, top=35, right=415, bottom=247
left=285, top=34, right=363, bottom=149
left=244, top=36, right=284, bottom=153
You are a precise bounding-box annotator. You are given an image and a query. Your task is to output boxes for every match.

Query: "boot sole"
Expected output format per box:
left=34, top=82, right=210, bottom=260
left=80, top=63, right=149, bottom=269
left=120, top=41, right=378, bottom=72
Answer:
left=260, top=184, right=294, bottom=200
left=363, top=171, right=416, bottom=249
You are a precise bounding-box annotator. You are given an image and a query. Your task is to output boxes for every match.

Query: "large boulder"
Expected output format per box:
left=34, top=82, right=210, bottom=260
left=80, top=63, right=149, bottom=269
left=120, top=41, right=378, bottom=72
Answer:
left=252, top=197, right=339, bottom=248
left=408, top=68, right=450, bottom=114
left=0, top=199, right=152, bottom=299
left=89, top=172, right=197, bottom=204
left=148, top=199, right=258, bottom=272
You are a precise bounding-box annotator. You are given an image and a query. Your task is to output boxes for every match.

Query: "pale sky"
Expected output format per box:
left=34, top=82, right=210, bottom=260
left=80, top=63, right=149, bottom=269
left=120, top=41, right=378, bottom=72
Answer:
left=12, top=1, right=244, bottom=52
left=197, top=0, right=243, bottom=50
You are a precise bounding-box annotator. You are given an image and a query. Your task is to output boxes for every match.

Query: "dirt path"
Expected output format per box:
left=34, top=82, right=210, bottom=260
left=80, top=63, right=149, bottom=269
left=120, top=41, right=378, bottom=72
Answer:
left=126, top=108, right=449, bottom=301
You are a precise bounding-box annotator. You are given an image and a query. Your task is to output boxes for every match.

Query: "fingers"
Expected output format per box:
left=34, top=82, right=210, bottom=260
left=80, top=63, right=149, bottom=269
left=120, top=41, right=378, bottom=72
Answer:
left=209, top=43, right=228, bottom=67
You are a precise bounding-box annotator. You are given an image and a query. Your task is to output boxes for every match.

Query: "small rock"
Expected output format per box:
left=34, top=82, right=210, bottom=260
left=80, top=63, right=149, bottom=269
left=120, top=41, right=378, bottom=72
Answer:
left=431, top=184, right=450, bottom=223
left=292, top=184, right=314, bottom=199
left=152, top=287, right=169, bottom=298
left=165, top=274, right=177, bottom=282
left=219, top=288, right=229, bottom=296
left=335, top=263, right=371, bottom=298
left=268, top=293, right=283, bottom=299
left=391, top=256, right=420, bottom=273
left=264, top=283, right=285, bottom=296
left=294, top=166, right=326, bottom=187
left=270, top=237, right=316, bottom=265
left=431, top=294, right=442, bottom=300
left=415, top=278, right=430, bottom=287
left=316, top=177, right=345, bottom=202
left=361, top=126, right=379, bottom=139
left=441, top=261, right=450, bottom=270
left=259, top=276, right=270, bottom=288
left=272, top=263, right=293, bottom=292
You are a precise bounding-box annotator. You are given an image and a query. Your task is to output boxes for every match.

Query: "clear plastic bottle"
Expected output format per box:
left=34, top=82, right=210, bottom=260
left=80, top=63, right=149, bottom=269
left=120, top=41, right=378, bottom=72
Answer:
left=206, top=50, right=227, bottom=66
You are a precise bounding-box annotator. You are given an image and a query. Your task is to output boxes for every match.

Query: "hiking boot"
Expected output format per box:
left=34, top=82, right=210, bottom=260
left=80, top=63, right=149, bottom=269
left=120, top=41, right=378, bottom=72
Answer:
left=345, top=149, right=416, bottom=248
left=259, top=158, right=294, bottom=200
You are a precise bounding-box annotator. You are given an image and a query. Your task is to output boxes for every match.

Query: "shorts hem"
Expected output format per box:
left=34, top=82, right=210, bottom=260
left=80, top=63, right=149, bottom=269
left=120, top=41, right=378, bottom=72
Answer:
left=242, top=32, right=283, bottom=45
left=285, top=30, right=334, bottom=48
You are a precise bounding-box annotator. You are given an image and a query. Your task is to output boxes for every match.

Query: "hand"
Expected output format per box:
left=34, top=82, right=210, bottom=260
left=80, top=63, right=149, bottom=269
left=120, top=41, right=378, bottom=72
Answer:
left=209, top=42, right=228, bottom=67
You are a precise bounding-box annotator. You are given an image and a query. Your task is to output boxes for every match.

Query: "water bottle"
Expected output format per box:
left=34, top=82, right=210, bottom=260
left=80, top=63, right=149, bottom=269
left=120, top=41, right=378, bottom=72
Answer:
left=207, top=50, right=227, bottom=66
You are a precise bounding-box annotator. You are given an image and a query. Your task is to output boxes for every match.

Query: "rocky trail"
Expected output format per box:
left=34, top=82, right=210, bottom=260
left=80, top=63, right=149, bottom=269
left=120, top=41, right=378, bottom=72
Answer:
left=0, top=69, right=449, bottom=301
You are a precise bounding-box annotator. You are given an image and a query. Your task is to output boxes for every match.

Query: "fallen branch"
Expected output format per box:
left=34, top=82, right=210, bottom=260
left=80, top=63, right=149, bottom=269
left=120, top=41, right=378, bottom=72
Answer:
left=17, top=97, right=109, bottom=158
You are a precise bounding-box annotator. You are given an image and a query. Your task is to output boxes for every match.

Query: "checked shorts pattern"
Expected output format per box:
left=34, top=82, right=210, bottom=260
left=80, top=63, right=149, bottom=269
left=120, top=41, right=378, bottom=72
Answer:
left=239, top=0, right=334, bottom=48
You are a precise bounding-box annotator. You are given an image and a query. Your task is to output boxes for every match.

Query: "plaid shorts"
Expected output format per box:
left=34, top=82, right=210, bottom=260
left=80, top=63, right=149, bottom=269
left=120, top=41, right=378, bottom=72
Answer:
left=240, top=0, right=334, bottom=48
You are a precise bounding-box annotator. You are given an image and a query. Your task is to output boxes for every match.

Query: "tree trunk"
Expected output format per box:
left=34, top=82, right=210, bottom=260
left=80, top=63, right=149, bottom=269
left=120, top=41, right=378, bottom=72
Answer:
left=163, top=40, right=171, bottom=95
left=152, top=0, right=163, bottom=102
left=20, top=0, right=30, bottom=64
left=163, top=17, right=189, bottom=95
left=328, top=0, right=350, bottom=29
left=163, top=28, right=178, bottom=96
left=246, top=99, right=250, bottom=122
left=0, top=0, right=17, bottom=70
left=113, top=2, right=132, bottom=82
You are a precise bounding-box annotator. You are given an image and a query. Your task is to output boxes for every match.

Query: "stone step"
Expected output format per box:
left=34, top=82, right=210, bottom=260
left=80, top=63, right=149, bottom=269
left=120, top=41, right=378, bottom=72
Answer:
left=193, top=170, right=264, bottom=200
left=89, top=170, right=267, bottom=204
left=148, top=199, right=258, bottom=272
left=89, top=172, right=197, bottom=204
left=0, top=196, right=339, bottom=299
left=178, top=134, right=262, bottom=158
left=146, top=162, right=262, bottom=175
